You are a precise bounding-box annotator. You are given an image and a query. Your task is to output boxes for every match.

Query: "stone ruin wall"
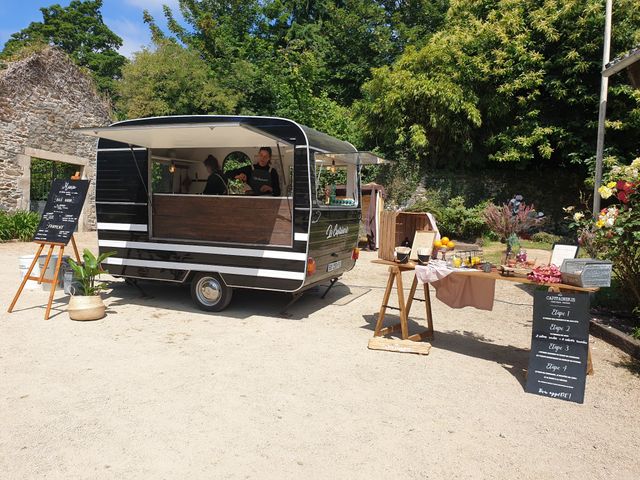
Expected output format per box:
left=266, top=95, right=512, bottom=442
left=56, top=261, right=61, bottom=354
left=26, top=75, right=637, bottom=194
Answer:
left=0, top=48, right=112, bottom=229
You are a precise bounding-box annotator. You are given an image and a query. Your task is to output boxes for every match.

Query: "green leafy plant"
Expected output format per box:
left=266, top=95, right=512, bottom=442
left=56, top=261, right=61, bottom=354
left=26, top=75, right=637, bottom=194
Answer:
left=67, top=249, right=116, bottom=296
left=531, top=232, right=562, bottom=245
left=0, top=210, right=40, bottom=242
left=407, top=193, right=491, bottom=241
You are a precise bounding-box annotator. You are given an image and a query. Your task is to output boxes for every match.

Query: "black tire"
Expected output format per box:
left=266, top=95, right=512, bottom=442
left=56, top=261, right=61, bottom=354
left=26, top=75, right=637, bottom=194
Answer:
left=190, top=272, right=233, bottom=312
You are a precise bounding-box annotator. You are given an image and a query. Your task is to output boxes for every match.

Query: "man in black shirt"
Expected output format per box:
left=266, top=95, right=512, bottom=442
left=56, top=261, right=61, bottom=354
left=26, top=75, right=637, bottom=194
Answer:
left=202, top=155, right=227, bottom=195
left=227, top=147, right=280, bottom=196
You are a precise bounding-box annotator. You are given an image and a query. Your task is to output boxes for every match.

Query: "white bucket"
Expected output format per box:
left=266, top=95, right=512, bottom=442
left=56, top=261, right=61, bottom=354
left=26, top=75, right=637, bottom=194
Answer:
left=37, top=255, right=70, bottom=291
left=18, top=255, right=43, bottom=290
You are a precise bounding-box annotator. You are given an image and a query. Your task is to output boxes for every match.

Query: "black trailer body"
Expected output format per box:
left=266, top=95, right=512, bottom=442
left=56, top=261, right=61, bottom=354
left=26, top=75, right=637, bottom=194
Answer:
left=80, top=115, right=388, bottom=310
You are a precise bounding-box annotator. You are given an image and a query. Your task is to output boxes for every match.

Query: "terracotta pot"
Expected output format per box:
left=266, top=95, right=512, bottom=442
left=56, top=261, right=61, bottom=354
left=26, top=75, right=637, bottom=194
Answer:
left=68, top=295, right=105, bottom=321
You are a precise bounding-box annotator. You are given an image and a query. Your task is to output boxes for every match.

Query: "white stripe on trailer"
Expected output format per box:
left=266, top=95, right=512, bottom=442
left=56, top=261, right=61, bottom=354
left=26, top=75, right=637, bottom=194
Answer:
left=105, top=258, right=305, bottom=280
left=99, top=239, right=307, bottom=261
left=294, top=233, right=309, bottom=242
left=96, top=201, right=148, bottom=206
left=97, top=223, right=148, bottom=231
left=97, top=147, right=147, bottom=152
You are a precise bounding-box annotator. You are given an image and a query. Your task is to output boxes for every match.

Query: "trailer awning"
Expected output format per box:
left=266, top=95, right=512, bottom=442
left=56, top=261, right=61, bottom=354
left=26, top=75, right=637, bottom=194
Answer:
left=77, top=122, right=294, bottom=149
left=314, top=151, right=392, bottom=165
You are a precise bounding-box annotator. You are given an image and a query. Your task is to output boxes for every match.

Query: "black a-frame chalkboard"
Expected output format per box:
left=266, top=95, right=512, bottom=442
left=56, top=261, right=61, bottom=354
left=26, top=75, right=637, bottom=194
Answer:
left=525, top=290, right=590, bottom=404
left=33, top=179, right=90, bottom=245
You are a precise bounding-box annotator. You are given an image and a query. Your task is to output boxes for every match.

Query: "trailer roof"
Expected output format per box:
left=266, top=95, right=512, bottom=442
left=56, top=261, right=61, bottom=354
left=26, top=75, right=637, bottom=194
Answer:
left=78, top=121, right=292, bottom=149
left=77, top=115, right=358, bottom=153
left=315, top=151, right=392, bottom=165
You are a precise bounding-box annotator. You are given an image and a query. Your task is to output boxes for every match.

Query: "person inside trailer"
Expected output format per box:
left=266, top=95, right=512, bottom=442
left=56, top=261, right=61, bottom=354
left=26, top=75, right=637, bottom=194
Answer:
left=202, top=155, right=228, bottom=195
left=227, top=146, right=281, bottom=196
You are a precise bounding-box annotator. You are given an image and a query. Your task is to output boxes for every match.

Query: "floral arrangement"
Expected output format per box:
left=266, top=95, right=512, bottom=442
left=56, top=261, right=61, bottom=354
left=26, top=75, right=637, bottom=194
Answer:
left=567, top=158, right=640, bottom=313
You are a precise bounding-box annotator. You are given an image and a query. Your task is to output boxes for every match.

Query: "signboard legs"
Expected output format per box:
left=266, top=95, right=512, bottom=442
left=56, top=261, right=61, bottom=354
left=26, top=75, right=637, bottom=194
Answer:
left=7, top=236, right=82, bottom=320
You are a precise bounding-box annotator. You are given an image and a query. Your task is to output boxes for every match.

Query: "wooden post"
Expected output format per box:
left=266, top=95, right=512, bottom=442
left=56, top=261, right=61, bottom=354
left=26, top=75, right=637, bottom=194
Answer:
left=44, top=247, right=64, bottom=320
left=423, top=283, right=435, bottom=339
left=395, top=269, right=408, bottom=339
left=374, top=266, right=396, bottom=337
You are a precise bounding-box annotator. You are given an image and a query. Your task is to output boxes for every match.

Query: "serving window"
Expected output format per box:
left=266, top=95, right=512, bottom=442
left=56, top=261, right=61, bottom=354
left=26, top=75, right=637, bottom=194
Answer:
left=314, top=153, right=359, bottom=207
left=148, top=146, right=294, bottom=245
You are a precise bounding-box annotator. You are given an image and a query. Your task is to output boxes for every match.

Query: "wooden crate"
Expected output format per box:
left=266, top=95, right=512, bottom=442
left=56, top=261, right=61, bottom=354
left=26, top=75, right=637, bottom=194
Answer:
left=378, top=211, right=434, bottom=261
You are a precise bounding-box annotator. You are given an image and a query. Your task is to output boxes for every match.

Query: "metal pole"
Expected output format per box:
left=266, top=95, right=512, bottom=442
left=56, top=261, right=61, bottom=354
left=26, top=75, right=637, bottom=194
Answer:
left=593, top=0, right=613, bottom=216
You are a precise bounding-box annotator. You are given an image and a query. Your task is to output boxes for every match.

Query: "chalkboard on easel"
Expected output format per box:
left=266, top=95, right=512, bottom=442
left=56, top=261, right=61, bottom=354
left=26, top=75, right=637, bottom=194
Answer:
left=33, top=179, right=90, bottom=245
left=525, top=290, right=590, bottom=404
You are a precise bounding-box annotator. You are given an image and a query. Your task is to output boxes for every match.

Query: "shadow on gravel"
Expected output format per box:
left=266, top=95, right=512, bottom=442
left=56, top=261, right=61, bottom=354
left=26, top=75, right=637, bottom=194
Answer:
left=615, top=358, right=640, bottom=377
left=106, top=278, right=370, bottom=321
left=361, top=313, right=529, bottom=388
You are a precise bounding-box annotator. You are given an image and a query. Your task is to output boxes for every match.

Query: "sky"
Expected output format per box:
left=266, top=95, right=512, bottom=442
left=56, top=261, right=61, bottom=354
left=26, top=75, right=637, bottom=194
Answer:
left=0, top=0, right=182, bottom=57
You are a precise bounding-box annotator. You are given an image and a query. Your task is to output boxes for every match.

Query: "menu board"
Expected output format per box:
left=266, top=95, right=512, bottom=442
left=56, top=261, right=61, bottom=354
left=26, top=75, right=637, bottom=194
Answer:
left=33, top=179, right=90, bottom=245
left=525, top=290, right=590, bottom=404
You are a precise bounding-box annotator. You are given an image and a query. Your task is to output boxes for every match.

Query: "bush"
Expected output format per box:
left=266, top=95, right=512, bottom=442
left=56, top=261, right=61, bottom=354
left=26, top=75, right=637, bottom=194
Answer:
left=531, top=232, right=562, bottom=245
left=570, top=158, right=640, bottom=312
left=483, top=202, right=545, bottom=242
left=0, top=210, right=41, bottom=242
left=407, top=195, right=491, bottom=241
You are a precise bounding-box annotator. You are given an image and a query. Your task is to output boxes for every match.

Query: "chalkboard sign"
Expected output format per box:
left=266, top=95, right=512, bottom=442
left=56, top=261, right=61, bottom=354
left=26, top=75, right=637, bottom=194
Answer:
left=33, top=179, right=90, bottom=245
left=525, top=290, right=590, bottom=404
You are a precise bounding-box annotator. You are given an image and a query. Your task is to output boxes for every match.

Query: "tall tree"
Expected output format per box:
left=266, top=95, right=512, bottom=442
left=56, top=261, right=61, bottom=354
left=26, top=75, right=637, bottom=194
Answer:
left=356, top=0, right=640, bottom=171
left=1, top=0, right=126, bottom=95
left=116, top=40, right=239, bottom=118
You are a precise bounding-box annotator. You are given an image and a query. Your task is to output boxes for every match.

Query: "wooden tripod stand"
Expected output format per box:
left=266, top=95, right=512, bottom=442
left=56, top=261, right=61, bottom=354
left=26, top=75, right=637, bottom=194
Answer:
left=8, top=236, right=81, bottom=320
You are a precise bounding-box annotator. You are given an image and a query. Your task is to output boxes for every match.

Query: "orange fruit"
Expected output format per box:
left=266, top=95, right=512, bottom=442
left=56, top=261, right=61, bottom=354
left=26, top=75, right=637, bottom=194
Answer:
left=447, top=241, right=456, bottom=249
left=441, top=237, right=450, bottom=244
left=433, top=240, right=442, bottom=249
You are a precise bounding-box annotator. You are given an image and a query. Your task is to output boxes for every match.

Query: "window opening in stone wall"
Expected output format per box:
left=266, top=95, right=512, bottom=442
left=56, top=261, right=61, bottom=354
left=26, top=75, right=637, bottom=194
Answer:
left=30, top=158, right=78, bottom=214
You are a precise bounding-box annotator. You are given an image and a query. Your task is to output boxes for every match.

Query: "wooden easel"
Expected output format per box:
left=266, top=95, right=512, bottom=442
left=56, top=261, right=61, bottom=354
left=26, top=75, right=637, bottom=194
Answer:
left=373, top=264, right=434, bottom=342
left=7, top=236, right=81, bottom=320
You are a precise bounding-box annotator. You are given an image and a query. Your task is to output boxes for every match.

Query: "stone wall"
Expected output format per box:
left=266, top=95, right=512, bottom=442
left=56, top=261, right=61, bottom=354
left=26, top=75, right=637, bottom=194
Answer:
left=0, top=47, right=112, bottom=229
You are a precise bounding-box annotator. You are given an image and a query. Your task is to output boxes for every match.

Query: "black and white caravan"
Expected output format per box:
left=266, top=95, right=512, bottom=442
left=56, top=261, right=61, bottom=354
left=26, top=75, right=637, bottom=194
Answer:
left=79, top=115, right=389, bottom=311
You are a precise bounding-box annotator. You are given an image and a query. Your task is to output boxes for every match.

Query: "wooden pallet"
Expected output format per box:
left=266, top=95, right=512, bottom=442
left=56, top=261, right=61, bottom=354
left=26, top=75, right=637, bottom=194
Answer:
left=368, top=337, right=432, bottom=355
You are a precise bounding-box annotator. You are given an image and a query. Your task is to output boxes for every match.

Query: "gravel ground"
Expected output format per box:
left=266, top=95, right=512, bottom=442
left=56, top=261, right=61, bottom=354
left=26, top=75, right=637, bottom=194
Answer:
left=1, top=233, right=639, bottom=479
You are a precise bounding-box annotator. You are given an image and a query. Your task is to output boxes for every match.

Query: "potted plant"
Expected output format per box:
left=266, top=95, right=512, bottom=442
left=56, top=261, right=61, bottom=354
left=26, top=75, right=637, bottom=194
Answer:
left=66, top=249, right=115, bottom=321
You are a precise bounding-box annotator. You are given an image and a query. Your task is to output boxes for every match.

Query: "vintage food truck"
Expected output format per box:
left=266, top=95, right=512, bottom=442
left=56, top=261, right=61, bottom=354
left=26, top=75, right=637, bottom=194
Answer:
left=80, top=115, right=388, bottom=311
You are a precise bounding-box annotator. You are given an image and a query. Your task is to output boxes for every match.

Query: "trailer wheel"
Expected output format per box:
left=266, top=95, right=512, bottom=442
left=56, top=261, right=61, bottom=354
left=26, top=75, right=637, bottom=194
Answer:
left=190, top=273, right=233, bottom=311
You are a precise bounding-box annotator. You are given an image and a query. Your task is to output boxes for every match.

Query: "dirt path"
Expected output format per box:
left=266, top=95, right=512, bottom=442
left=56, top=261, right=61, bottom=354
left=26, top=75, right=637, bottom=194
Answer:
left=1, top=234, right=639, bottom=479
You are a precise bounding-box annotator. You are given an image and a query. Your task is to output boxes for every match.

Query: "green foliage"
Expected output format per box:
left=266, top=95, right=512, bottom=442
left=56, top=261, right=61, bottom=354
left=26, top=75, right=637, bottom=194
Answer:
left=356, top=0, right=640, bottom=171
left=531, top=231, right=562, bottom=245
left=0, top=0, right=127, bottom=95
left=407, top=193, right=491, bottom=241
left=67, top=249, right=116, bottom=296
left=116, top=40, right=239, bottom=118
left=29, top=158, right=79, bottom=202
left=0, top=211, right=41, bottom=242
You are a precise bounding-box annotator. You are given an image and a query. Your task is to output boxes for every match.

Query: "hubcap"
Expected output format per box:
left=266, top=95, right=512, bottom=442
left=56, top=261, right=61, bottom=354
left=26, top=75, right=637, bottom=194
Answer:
left=196, top=276, right=222, bottom=306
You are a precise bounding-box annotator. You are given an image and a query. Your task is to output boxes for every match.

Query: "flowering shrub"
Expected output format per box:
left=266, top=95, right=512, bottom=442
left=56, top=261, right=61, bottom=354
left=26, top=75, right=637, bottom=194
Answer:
left=569, top=158, right=640, bottom=312
left=483, top=202, right=544, bottom=242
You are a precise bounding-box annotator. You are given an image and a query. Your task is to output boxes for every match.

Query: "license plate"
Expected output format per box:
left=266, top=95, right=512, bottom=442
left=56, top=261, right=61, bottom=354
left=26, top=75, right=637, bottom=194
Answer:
left=327, top=260, right=342, bottom=272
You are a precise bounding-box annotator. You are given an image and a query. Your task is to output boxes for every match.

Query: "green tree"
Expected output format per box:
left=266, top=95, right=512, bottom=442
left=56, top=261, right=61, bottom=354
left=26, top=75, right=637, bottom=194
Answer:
left=116, top=40, right=240, bottom=118
left=356, top=0, right=640, bottom=172
left=1, top=0, right=126, bottom=95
